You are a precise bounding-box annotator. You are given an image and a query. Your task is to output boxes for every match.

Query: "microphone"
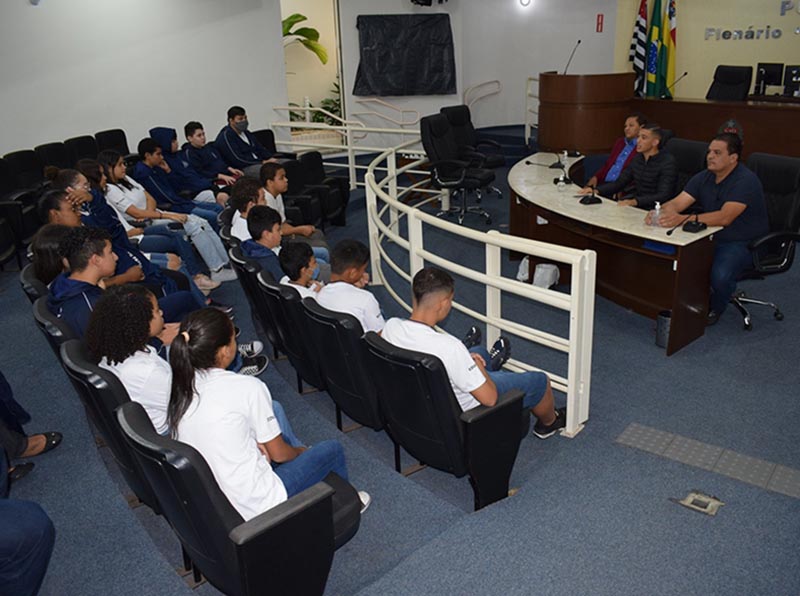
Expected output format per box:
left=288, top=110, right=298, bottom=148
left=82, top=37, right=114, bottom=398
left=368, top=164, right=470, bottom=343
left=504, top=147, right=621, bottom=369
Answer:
left=563, top=39, right=581, bottom=75
left=660, top=71, right=688, bottom=100
left=579, top=185, right=601, bottom=205
left=666, top=215, right=692, bottom=236
left=549, top=152, right=565, bottom=169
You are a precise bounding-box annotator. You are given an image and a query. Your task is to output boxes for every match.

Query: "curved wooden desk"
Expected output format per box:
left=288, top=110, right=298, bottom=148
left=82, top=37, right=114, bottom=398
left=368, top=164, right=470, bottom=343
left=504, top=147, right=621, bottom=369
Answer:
left=508, top=154, right=720, bottom=355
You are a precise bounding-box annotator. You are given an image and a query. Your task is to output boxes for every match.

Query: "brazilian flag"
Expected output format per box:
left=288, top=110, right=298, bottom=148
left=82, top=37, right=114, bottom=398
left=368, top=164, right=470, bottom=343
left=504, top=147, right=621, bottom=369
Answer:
left=646, top=0, right=668, bottom=97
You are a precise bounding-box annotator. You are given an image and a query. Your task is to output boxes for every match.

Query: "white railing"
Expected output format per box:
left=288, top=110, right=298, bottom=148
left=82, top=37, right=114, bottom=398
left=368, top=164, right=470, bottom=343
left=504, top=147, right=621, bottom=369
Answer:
left=463, top=79, right=502, bottom=108
left=365, top=138, right=597, bottom=437
left=351, top=98, right=421, bottom=127
left=525, top=76, right=540, bottom=145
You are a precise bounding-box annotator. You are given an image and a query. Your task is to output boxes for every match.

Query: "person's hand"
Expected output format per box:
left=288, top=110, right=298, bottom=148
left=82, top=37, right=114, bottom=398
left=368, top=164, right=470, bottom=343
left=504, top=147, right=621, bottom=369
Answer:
left=169, top=213, right=188, bottom=224
left=298, top=225, right=314, bottom=237
left=294, top=446, right=308, bottom=458
left=355, top=271, right=370, bottom=288
left=310, top=280, right=323, bottom=293
left=257, top=442, right=271, bottom=462
left=264, top=158, right=279, bottom=164
left=97, top=278, right=107, bottom=290
left=229, top=167, right=244, bottom=177
left=158, top=161, right=171, bottom=173
left=470, top=352, right=487, bottom=369
left=166, top=254, right=181, bottom=270
left=218, top=174, right=236, bottom=186
left=577, top=187, right=594, bottom=196
left=157, top=322, right=180, bottom=345
left=617, top=199, right=637, bottom=207
left=65, top=187, right=92, bottom=207
left=656, top=210, right=686, bottom=228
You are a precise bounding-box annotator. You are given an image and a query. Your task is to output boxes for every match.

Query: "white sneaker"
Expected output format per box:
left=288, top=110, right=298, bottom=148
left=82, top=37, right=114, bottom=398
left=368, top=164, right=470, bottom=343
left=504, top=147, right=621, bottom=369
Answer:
left=358, top=490, right=371, bottom=514
left=193, top=274, right=220, bottom=295
left=238, top=340, right=264, bottom=358
left=210, top=267, right=237, bottom=283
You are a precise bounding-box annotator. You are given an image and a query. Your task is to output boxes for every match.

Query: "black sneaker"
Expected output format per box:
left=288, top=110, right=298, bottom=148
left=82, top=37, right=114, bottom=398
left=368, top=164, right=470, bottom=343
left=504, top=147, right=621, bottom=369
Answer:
left=532, top=407, right=566, bottom=439
left=462, top=325, right=481, bottom=349
left=239, top=355, right=269, bottom=376
left=489, top=336, right=511, bottom=370
left=209, top=300, right=234, bottom=316
left=234, top=326, right=241, bottom=338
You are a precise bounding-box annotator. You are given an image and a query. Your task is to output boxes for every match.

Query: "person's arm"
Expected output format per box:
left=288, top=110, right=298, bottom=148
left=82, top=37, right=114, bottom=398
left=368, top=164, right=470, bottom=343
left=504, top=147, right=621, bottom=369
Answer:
left=218, top=128, right=260, bottom=168
left=468, top=352, right=498, bottom=407
left=258, top=436, right=305, bottom=464
left=103, top=265, right=145, bottom=287
left=647, top=191, right=696, bottom=226
left=363, top=294, right=386, bottom=333
left=587, top=138, right=625, bottom=188
left=632, top=155, right=679, bottom=210
left=596, top=164, right=634, bottom=199
left=280, top=222, right=315, bottom=237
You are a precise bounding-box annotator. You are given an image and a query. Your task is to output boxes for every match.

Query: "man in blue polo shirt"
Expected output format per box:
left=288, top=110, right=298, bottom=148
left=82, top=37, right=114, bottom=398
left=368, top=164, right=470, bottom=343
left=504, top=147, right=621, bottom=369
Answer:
left=649, top=133, right=768, bottom=325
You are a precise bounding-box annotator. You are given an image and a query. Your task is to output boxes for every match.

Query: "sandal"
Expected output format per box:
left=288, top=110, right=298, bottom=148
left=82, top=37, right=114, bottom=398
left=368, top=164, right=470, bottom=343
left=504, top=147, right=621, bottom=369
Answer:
left=9, top=462, right=34, bottom=484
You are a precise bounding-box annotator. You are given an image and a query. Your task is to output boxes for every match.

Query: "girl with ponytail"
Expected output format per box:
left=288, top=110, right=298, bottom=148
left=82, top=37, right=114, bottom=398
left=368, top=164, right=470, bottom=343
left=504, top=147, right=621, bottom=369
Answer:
left=168, top=308, right=369, bottom=520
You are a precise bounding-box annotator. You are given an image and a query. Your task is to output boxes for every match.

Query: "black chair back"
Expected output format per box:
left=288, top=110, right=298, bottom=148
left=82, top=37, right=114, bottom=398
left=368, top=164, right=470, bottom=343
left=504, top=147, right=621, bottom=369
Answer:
left=706, top=65, right=753, bottom=101
left=218, top=205, right=235, bottom=229
left=664, top=138, right=709, bottom=192
left=302, top=298, right=382, bottom=430
left=420, top=114, right=460, bottom=164
left=0, top=217, right=19, bottom=270
left=282, top=159, right=323, bottom=227
left=440, top=105, right=477, bottom=149
left=298, top=151, right=348, bottom=225
left=20, top=263, right=47, bottom=303
left=3, top=150, right=45, bottom=189
left=32, top=296, right=77, bottom=358
left=95, top=129, right=131, bottom=155
left=228, top=246, right=278, bottom=356
left=251, top=128, right=278, bottom=154
left=34, top=142, right=74, bottom=169
left=116, top=401, right=338, bottom=596
left=64, top=135, right=99, bottom=162
left=59, top=340, right=161, bottom=512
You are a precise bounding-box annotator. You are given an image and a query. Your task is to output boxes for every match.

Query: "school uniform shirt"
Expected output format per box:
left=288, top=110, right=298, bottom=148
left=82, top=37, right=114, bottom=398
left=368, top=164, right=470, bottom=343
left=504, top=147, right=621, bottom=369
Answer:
left=105, top=177, right=150, bottom=223
left=264, top=190, right=287, bottom=223
left=279, top=276, right=318, bottom=300
left=381, top=318, right=486, bottom=412
left=230, top=210, right=251, bottom=241
left=317, top=281, right=385, bottom=333
left=99, top=346, right=171, bottom=435
left=175, top=368, right=287, bottom=521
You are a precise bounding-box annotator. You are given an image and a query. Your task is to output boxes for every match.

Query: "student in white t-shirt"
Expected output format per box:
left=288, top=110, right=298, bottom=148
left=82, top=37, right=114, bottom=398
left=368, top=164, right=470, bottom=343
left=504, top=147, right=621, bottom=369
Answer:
left=381, top=267, right=567, bottom=439
left=317, top=239, right=385, bottom=334
left=86, top=285, right=300, bottom=443
left=278, top=242, right=323, bottom=300
left=228, top=177, right=266, bottom=242
left=168, top=308, right=370, bottom=520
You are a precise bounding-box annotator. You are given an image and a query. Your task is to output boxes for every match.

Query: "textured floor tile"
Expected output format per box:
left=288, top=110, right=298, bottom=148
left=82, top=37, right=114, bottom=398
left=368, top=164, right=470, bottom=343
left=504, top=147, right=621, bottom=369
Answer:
left=714, top=450, right=776, bottom=488
left=663, top=435, right=724, bottom=471
left=767, top=465, right=800, bottom=499
left=615, top=422, right=675, bottom=455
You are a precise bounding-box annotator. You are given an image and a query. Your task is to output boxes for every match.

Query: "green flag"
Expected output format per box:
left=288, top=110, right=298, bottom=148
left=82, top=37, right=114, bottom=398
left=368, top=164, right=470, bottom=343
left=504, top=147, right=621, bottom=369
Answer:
left=646, top=0, right=668, bottom=97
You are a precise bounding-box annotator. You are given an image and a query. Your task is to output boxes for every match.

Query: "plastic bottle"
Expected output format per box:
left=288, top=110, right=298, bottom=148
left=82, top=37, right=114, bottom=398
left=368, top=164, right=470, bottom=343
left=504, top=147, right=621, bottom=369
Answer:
left=651, top=201, right=661, bottom=226
left=557, top=173, right=566, bottom=192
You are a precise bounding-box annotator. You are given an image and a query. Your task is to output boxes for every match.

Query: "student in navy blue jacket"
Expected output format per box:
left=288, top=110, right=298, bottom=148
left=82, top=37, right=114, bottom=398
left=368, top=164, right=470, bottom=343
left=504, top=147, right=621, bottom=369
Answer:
left=240, top=205, right=285, bottom=282
left=149, top=127, right=229, bottom=207
left=215, top=106, right=275, bottom=177
left=183, top=121, right=242, bottom=184
left=130, top=139, right=222, bottom=230
left=47, top=227, right=198, bottom=338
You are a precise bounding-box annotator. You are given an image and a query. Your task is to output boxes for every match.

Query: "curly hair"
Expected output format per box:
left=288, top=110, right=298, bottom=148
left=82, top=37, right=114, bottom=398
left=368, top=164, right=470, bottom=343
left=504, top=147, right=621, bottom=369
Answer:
left=86, top=285, right=155, bottom=364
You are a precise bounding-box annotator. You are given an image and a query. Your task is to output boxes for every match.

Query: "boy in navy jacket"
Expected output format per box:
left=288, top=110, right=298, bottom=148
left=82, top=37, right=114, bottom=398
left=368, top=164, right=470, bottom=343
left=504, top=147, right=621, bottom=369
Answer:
left=214, top=105, right=275, bottom=177
left=183, top=121, right=242, bottom=183
left=240, top=205, right=284, bottom=282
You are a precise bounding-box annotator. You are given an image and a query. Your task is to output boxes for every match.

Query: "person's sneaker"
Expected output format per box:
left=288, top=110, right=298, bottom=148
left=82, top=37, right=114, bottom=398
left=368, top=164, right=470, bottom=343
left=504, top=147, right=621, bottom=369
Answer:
left=489, top=336, right=511, bottom=370
left=238, top=340, right=264, bottom=358
left=358, top=490, right=372, bottom=514
left=209, top=300, right=234, bottom=316
left=532, top=407, right=567, bottom=439
left=210, top=267, right=237, bottom=283
left=239, top=355, right=269, bottom=376
left=193, top=273, right=221, bottom=295
left=234, top=326, right=241, bottom=338
left=706, top=310, right=720, bottom=326
left=462, top=325, right=482, bottom=349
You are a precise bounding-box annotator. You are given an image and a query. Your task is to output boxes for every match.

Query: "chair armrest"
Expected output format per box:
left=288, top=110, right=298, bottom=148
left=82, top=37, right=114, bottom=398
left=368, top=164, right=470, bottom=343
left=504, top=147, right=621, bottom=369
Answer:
left=429, top=159, right=469, bottom=187
left=457, top=150, right=486, bottom=168
left=460, top=389, right=525, bottom=509
left=749, top=231, right=800, bottom=251
left=274, top=151, right=298, bottom=160
left=284, top=193, right=322, bottom=226
left=230, top=481, right=336, bottom=596
left=0, top=188, right=36, bottom=204
left=476, top=139, right=503, bottom=151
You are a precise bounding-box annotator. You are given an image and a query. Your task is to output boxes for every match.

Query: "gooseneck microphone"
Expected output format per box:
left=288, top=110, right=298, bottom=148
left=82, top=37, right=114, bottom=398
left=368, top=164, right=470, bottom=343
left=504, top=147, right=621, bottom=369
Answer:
left=563, top=39, right=582, bottom=75
left=661, top=71, right=688, bottom=100
left=666, top=215, right=692, bottom=236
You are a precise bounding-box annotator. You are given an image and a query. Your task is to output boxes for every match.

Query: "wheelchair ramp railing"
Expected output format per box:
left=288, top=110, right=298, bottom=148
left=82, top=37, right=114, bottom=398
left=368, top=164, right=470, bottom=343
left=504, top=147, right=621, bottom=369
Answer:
left=525, top=76, right=540, bottom=145
left=463, top=79, right=502, bottom=109
left=365, top=139, right=597, bottom=437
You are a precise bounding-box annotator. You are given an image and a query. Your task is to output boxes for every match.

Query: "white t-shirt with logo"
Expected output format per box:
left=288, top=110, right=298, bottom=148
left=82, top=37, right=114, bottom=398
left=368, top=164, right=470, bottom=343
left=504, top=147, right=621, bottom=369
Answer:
left=317, top=281, right=385, bottom=333
left=280, top=276, right=318, bottom=300
left=381, top=318, right=486, bottom=412
left=230, top=210, right=251, bottom=241
left=175, top=368, right=287, bottom=520
left=105, top=176, right=149, bottom=222
left=100, top=346, right=171, bottom=435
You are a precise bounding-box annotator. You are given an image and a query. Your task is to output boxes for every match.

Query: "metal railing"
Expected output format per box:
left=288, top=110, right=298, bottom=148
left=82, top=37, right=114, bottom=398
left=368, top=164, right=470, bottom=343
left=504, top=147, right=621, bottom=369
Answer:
left=350, top=98, right=421, bottom=127
left=463, top=79, right=502, bottom=108
left=525, top=76, right=540, bottom=145
left=364, top=138, right=597, bottom=437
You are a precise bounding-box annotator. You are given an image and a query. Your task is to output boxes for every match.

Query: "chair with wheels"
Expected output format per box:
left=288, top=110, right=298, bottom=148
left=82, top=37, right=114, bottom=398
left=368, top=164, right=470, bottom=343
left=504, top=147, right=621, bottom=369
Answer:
left=706, top=65, right=753, bottom=101
left=663, top=137, right=709, bottom=193
left=730, top=152, right=800, bottom=329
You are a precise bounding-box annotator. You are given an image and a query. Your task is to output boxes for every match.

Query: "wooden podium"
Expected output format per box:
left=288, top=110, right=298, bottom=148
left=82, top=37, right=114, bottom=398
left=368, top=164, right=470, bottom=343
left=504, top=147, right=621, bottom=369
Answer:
left=538, top=72, right=636, bottom=155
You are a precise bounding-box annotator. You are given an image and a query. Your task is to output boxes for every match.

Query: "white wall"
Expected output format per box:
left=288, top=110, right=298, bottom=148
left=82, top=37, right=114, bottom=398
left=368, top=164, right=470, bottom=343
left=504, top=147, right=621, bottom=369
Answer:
left=0, top=0, right=288, bottom=155
left=337, top=0, right=618, bottom=132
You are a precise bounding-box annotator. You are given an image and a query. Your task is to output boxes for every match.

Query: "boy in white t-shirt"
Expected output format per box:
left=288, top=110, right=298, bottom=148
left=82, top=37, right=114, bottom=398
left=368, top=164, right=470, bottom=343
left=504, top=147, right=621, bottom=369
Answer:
left=381, top=267, right=566, bottom=439
left=317, top=239, right=385, bottom=334
left=228, top=177, right=265, bottom=242
left=278, top=241, right=322, bottom=300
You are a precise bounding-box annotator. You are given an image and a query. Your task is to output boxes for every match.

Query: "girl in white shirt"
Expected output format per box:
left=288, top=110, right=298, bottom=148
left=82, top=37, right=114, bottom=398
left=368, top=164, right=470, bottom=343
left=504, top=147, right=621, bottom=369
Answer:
left=168, top=308, right=368, bottom=520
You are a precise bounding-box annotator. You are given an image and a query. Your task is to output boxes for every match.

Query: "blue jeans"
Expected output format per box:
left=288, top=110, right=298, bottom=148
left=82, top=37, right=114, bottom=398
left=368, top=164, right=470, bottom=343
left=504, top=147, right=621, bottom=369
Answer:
left=137, top=227, right=204, bottom=275
left=312, top=246, right=329, bottom=264
left=273, top=440, right=348, bottom=498
left=272, top=400, right=303, bottom=447
left=470, top=346, right=548, bottom=410
left=710, top=240, right=753, bottom=315
left=150, top=216, right=228, bottom=272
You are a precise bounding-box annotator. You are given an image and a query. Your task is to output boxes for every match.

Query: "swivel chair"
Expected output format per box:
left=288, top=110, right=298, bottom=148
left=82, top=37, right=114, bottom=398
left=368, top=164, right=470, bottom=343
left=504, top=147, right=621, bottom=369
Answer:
left=706, top=65, right=753, bottom=101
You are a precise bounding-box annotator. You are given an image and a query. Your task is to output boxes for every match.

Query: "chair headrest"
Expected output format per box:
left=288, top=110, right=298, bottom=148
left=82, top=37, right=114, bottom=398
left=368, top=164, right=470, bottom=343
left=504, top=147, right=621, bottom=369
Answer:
left=441, top=105, right=470, bottom=126
left=746, top=153, right=800, bottom=195
left=714, top=65, right=752, bottom=84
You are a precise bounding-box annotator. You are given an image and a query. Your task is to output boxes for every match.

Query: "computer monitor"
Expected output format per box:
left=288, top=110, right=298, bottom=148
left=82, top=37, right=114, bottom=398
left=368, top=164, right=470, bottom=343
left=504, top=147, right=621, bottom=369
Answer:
left=784, top=65, right=800, bottom=97
left=754, top=63, right=783, bottom=95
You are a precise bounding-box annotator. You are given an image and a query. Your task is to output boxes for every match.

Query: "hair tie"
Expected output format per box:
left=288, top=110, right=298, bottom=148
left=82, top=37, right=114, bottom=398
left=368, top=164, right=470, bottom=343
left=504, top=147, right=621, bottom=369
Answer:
left=181, top=331, right=190, bottom=343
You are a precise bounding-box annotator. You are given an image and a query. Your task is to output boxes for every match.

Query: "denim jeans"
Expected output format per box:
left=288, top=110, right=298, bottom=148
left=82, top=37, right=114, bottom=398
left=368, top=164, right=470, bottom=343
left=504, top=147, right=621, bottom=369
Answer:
left=150, top=215, right=228, bottom=272
left=470, top=346, right=548, bottom=410
left=137, top=226, right=204, bottom=275
left=193, top=190, right=218, bottom=204
left=191, top=205, right=223, bottom=233
left=273, top=440, right=348, bottom=498
left=272, top=400, right=303, bottom=448
left=710, top=240, right=753, bottom=315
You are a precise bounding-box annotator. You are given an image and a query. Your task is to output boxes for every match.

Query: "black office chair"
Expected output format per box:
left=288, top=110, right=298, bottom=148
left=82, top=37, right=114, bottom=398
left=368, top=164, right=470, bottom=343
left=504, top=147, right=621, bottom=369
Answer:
left=420, top=113, right=495, bottom=225
left=0, top=217, right=20, bottom=270
left=60, top=339, right=162, bottom=512
left=34, top=142, right=75, bottom=169
left=117, top=400, right=360, bottom=595
left=730, top=153, right=800, bottom=330
left=64, top=135, right=99, bottom=162
left=302, top=298, right=383, bottom=432
left=663, top=138, right=709, bottom=192
left=363, top=332, right=525, bottom=510
left=251, top=128, right=297, bottom=160
left=299, top=151, right=349, bottom=226
left=282, top=159, right=324, bottom=228
left=706, top=65, right=753, bottom=101
left=20, top=263, right=47, bottom=302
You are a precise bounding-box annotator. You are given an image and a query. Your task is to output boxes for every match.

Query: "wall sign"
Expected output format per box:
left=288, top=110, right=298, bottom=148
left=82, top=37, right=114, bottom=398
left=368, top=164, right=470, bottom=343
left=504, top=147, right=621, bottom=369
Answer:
left=704, top=0, right=800, bottom=41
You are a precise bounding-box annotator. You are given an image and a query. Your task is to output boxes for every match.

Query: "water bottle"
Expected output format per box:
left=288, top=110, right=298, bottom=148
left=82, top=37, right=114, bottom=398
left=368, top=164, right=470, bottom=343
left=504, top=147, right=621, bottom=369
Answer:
left=557, top=173, right=566, bottom=192
left=651, top=201, right=661, bottom=226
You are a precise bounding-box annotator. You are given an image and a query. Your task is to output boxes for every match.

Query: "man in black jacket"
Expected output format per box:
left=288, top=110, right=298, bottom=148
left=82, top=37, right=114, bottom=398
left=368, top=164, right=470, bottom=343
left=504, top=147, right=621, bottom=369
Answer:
left=580, top=123, right=677, bottom=210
